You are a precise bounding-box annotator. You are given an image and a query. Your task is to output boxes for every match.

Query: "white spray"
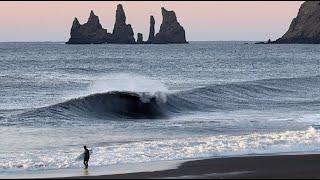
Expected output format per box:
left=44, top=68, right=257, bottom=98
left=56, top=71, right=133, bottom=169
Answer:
left=65, top=73, right=169, bottom=103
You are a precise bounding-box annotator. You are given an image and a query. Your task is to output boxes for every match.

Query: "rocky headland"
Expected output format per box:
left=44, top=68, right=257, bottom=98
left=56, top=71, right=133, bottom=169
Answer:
left=272, top=1, right=320, bottom=44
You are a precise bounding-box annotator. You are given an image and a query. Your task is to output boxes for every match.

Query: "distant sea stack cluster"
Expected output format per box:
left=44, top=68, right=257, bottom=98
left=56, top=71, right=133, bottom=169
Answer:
left=258, top=1, right=320, bottom=44
left=66, top=4, right=187, bottom=44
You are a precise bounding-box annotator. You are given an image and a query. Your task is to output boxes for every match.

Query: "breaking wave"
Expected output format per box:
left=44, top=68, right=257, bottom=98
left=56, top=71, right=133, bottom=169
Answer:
left=17, top=75, right=320, bottom=121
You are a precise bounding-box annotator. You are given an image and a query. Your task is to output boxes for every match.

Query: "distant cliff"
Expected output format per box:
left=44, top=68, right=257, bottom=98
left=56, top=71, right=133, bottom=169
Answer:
left=66, top=4, right=187, bottom=44
left=273, top=1, right=320, bottom=44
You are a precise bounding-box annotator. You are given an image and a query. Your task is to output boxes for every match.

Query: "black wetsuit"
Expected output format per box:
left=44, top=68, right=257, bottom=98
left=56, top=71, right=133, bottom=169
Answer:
left=84, top=149, right=90, bottom=169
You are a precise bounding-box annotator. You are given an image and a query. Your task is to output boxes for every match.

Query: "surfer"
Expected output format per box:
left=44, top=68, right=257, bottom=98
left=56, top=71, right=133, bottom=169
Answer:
left=83, top=145, right=90, bottom=169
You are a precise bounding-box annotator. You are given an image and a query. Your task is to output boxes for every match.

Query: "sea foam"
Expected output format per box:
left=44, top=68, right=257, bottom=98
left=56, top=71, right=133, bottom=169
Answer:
left=1, top=127, right=320, bottom=172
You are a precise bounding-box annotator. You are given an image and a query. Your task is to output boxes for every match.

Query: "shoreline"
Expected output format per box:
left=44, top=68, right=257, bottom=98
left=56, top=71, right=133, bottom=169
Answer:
left=2, top=153, right=320, bottom=179
left=0, top=159, right=185, bottom=179
left=59, top=154, right=320, bottom=179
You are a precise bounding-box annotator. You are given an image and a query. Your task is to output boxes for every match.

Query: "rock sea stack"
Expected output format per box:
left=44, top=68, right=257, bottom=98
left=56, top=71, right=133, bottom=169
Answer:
left=66, top=4, right=188, bottom=44
left=147, top=16, right=156, bottom=43
left=154, top=7, right=188, bottom=44
left=110, top=4, right=136, bottom=44
left=137, top=33, right=143, bottom=44
left=66, top=11, right=111, bottom=44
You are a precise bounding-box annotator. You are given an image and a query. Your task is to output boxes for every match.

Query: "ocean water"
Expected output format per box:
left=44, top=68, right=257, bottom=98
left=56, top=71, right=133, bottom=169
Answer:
left=1, top=41, right=320, bottom=173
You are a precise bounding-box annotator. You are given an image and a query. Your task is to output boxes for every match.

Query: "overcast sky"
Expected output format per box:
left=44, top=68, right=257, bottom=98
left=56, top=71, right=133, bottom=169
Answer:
left=0, top=1, right=303, bottom=42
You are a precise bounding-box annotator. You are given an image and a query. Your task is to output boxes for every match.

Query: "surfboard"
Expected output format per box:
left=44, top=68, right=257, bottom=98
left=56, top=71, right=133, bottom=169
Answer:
left=76, top=149, right=93, bottom=161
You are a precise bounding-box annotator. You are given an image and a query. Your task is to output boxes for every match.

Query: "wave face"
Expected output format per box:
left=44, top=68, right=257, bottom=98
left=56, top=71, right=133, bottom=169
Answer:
left=18, top=75, right=320, bottom=121
left=20, top=91, right=170, bottom=120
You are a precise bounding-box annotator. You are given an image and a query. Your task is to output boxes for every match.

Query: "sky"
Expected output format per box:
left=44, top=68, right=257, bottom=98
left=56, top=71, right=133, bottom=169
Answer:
left=0, top=1, right=303, bottom=42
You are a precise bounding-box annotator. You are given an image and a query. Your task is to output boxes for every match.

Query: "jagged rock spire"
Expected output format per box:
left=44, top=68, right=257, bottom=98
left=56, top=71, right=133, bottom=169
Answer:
left=70, top=17, right=81, bottom=34
left=161, top=7, right=177, bottom=26
left=89, top=10, right=95, bottom=18
left=147, top=16, right=155, bottom=43
left=154, top=7, right=187, bottom=44
left=72, top=17, right=80, bottom=27
left=66, top=11, right=111, bottom=44
left=115, top=4, right=126, bottom=25
left=87, top=10, right=102, bottom=30
left=110, top=4, right=136, bottom=44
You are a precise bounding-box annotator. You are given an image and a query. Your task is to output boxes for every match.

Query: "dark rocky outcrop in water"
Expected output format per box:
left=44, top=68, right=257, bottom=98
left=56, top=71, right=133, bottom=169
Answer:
left=273, top=1, right=320, bottom=44
left=255, top=38, right=272, bottom=44
left=137, top=33, right=143, bottom=44
left=110, top=4, right=136, bottom=44
left=154, top=7, right=188, bottom=44
left=66, top=11, right=111, bottom=44
left=147, top=16, right=155, bottom=43
left=66, top=5, right=187, bottom=44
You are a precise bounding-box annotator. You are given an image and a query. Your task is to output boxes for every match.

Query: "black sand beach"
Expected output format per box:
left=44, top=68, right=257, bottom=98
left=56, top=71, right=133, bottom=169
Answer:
left=58, top=154, right=320, bottom=179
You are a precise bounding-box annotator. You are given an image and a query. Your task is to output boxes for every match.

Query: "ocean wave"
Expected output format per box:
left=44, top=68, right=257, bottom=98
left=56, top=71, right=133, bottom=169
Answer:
left=16, top=75, right=320, bottom=121
left=19, top=91, right=171, bottom=120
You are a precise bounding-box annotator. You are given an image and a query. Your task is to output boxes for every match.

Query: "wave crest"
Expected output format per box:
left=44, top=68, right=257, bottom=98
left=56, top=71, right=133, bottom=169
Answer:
left=17, top=75, right=320, bottom=122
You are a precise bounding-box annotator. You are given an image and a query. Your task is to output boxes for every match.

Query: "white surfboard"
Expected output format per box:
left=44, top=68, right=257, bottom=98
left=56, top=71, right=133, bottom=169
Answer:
left=76, top=149, right=93, bottom=161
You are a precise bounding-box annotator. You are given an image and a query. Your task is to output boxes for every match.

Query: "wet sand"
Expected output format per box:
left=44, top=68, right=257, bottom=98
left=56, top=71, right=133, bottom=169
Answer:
left=59, top=154, right=320, bottom=179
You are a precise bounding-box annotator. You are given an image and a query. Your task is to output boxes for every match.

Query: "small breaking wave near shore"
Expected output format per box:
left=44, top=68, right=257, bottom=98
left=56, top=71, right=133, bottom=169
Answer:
left=1, top=127, right=320, bottom=172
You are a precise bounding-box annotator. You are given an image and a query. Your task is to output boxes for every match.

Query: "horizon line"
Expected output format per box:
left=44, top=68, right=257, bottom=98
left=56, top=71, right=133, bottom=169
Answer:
left=0, top=40, right=268, bottom=43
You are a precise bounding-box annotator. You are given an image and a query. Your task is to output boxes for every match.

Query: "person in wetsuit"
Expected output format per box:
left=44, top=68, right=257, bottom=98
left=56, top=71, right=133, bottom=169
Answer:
left=83, top=145, right=90, bottom=169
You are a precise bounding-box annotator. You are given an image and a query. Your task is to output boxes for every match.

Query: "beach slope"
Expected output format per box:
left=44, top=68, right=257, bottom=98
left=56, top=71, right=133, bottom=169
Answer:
left=60, top=154, right=320, bottom=179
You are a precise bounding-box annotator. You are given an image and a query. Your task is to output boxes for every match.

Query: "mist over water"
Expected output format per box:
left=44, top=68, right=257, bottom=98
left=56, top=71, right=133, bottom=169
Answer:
left=1, top=42, right=320, bottom=173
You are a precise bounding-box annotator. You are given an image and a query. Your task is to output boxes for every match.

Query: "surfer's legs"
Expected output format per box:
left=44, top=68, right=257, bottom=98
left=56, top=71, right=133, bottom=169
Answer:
left=83, top=160, right=88, bottom=169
